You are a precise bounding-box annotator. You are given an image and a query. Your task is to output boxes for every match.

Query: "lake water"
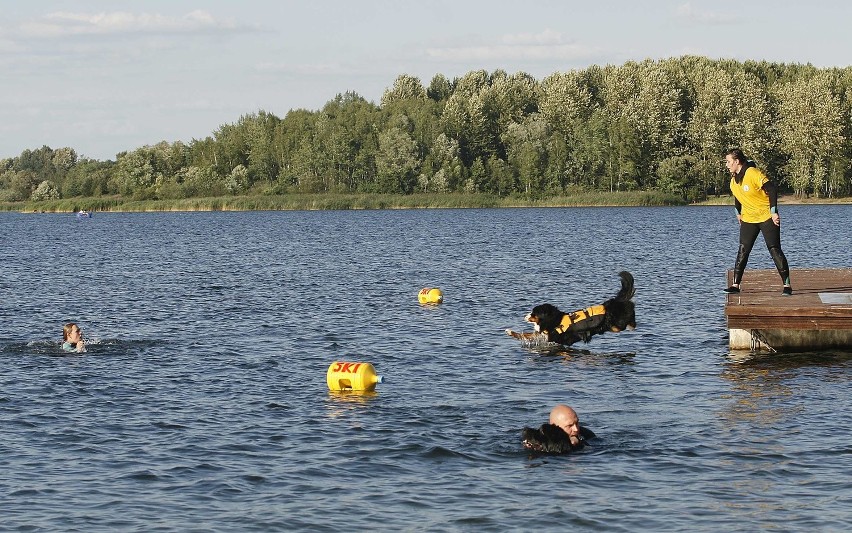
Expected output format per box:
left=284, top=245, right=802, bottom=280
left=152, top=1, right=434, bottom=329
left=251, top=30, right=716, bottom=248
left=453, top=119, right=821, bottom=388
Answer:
left=1, top=206, right=850, bottom=531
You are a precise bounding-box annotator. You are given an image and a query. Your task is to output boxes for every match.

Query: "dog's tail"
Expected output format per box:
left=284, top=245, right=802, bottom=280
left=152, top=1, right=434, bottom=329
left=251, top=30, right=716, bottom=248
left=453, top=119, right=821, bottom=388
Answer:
left=615, top=271, right=635, bottom=301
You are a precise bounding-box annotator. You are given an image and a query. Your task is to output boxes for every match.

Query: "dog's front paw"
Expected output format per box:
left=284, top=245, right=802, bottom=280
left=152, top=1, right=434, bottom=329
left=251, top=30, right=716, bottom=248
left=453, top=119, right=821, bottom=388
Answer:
left=505, top=328, right=515, bottom=337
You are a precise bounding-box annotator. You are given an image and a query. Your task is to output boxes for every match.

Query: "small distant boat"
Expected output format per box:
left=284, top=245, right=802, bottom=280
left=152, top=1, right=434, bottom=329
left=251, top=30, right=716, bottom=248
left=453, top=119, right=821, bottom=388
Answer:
left=76, top=210, right=92, bottom=219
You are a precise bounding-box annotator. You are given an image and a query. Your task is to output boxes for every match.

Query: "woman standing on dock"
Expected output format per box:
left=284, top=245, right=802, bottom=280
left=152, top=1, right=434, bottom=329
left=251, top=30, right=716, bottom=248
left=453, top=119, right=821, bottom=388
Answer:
left=722, top=148, right=793, bottom=296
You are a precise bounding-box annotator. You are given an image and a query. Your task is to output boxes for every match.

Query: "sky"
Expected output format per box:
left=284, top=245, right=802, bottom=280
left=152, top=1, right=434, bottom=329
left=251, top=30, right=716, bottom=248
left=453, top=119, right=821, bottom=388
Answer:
left=2, top=0, right=851, bottom=161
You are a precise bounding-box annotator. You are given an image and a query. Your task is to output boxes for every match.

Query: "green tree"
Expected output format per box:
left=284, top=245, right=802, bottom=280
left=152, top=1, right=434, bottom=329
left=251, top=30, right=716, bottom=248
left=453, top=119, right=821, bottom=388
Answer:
left=225, top=164, right=250, bottom=194
left=2, top=170, right=39, bottom=201
left=114, top=147, right=156, bottom=195
left=314, top=92, right=380, bottom=192
left=727, top=70, right=776, bottom=178
left=488, top=71, right=539, bottom=131
left=540, top=70, right=599, bottom=189
left=570, top=109, right=609, bottom=189
left=502, top=115, right=549, bottom=194
left=381, top=94, right=441, bottom=185
left=243, top=110, right=281, bottom=184
left=682, top=60, right=775, bottom=197
left=600, top=61, right=685, bottom=187
left=31, top=180, right=60, bottom=201
left=211, top=121, right=250, bottom=178
left=464, top=158, right=486, bottom=193
left=777, top=71, right=846, bottom=197
left=381, top=74, right=426, bottom=106
left=293, top=137, right=323, bottom=192
left=51, top=147, right=78, bottom=173
left=685, top=64, right=737, bottom=197
left=440, top=70, right=496, bottom=165
left=375, top=127, right=418, bottom=193
left=656, top=155, right=699, bottom=199
left=14, top=146, right=59, bottom=184
left=605, top=116, right=642, bottom=191
left=62, top=158, right=114, bottom=197
left=427, top=74, right=453, bottom=102
left=539, top=71, right=595, bottom=130
left=273, top=108, right=318, bottom=189
left=178, top=165, right=220, bottom=197
left=430, top=133, right=464, bottom=191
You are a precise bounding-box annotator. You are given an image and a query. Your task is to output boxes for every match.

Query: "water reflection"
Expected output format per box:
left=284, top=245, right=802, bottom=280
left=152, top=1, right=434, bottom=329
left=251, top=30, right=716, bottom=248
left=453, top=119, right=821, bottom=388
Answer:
left=324, top=390, right=379, bottom=418
left=718, top=350, right=852, bottom=427
left=521, top=344, right=637, bottom=367
left=709, top=350, right=852, bottom=519
left=726, top=349, right=852, bottom=371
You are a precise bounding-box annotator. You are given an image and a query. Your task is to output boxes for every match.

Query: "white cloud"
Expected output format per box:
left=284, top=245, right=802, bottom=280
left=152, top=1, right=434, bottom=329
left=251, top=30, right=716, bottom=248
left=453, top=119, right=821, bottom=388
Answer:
left=426, top=29, right=602, bottom=62
left=19, top=10, right=249, bottom=38
left=675, top=3, right=736, bottom=25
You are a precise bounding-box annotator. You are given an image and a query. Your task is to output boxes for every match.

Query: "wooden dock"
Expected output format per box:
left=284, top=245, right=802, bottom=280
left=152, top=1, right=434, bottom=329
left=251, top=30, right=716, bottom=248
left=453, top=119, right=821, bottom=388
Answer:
left=725, top=268, right=852, bottom=351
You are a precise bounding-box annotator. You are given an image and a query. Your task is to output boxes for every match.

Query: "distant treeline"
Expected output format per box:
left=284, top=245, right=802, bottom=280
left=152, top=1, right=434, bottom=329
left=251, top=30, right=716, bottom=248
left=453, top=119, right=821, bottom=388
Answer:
left=2, top=56, right=851, bottom=203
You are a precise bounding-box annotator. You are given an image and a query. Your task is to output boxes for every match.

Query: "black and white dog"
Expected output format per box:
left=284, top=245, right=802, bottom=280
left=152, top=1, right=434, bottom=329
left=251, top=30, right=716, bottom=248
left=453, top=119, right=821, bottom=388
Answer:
left=507, top=271, right=636, bottom=346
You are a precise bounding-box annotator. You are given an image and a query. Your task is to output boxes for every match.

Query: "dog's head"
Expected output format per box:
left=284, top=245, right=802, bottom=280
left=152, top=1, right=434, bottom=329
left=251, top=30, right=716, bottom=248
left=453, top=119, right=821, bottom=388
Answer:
left=521, top=423, right=576, bottom=454
left=525, top=303, right=562, bottom=333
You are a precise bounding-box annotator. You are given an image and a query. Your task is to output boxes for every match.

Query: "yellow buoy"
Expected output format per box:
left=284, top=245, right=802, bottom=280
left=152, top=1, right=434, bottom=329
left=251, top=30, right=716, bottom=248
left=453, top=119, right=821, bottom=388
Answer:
left=326, top=361, right=384, bottom=391
left=418, top=287, right=444, bottom=304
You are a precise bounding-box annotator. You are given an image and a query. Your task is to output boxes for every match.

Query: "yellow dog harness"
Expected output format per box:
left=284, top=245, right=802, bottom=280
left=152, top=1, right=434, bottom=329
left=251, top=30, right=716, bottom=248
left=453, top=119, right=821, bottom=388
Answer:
left=553, top=305, right=606, bottom=334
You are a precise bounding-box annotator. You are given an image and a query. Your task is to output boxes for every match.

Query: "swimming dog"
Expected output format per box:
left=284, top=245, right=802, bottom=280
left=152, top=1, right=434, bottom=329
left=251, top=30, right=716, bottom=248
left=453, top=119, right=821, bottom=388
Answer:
left=521, top=423, right=596, bottom=453
left=506, top=271, right=636, bottom=347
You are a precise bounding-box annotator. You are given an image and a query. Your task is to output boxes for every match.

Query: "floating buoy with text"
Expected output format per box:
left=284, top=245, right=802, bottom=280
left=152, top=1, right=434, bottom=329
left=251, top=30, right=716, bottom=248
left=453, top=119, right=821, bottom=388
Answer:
left=326, top=361, right=384, bottom=391
left=418, top=287, right=444, bottom=304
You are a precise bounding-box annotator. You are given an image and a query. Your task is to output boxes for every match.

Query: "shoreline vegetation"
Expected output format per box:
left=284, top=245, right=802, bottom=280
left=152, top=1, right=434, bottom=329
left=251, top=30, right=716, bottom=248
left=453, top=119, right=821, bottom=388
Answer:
left=2, top=191, right=848, bottom=213
left=4, top=58, right=852, bottom=208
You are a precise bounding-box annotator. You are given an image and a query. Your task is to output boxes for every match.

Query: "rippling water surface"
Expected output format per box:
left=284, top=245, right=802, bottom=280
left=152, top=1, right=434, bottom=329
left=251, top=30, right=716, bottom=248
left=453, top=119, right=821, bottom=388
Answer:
left=1, top=206, right=850, bottom=531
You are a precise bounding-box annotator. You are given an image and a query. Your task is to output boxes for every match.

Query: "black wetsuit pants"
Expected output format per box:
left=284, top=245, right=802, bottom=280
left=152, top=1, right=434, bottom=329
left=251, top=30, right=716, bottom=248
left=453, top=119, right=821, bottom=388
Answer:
left=732, top=218, right=790, bottom=285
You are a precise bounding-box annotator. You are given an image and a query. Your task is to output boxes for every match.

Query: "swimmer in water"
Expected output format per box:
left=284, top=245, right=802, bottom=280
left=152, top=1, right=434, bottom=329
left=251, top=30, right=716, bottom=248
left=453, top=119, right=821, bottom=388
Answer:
left=62, top=323, right=86, bottom=353
left=521, top=404, right=596, bottom=453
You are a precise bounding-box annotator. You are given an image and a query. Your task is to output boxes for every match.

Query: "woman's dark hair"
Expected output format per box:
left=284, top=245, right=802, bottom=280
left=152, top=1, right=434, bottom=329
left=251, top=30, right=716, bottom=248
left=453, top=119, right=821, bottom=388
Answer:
left=726, top=148, right=755, bottom=184
left=726, top=148, right=747, bottom=165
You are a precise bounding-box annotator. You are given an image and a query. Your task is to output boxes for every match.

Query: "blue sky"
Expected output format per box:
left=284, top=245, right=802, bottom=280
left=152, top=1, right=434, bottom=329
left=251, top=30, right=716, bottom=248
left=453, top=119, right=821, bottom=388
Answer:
left=2, top=0, right=850, bottom=161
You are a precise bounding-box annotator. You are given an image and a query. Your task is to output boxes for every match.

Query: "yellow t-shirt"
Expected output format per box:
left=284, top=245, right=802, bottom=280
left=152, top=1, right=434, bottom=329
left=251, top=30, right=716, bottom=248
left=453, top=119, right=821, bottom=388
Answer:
left=730, top=167, right=771, bottom=223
